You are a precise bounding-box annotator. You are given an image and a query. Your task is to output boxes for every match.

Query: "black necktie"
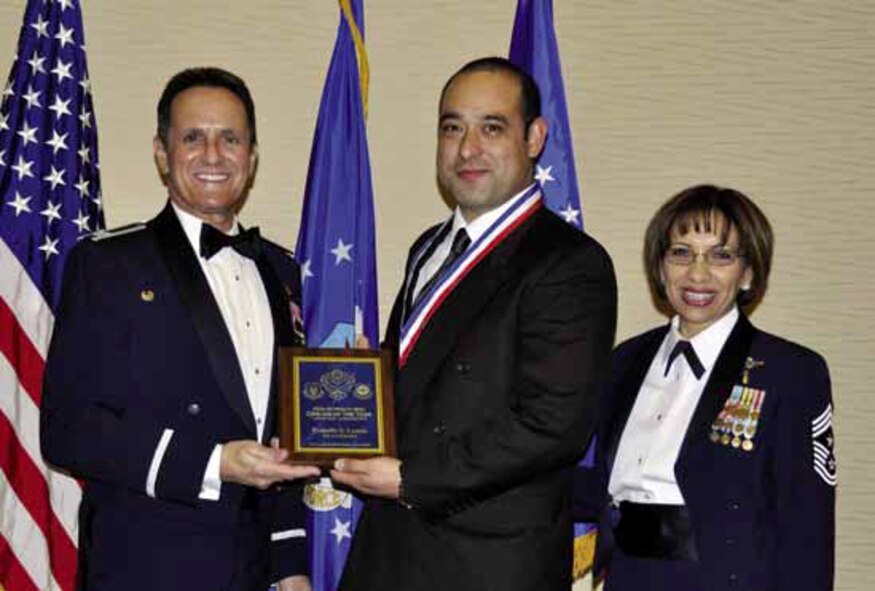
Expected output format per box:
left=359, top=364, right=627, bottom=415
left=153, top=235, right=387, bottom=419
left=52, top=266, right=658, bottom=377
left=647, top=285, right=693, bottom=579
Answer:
left=411, top=229, right=471, bottom=310
left=665, top=340, right=705, bottom=380
left=200, top=224, right=262, bottom=260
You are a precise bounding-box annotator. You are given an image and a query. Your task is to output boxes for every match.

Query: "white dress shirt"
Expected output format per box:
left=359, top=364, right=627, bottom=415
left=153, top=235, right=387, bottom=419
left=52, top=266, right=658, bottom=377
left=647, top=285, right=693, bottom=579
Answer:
left=411, top=184, right=535, bottom=303
left=146, top=204, right=274, bottom=501
left=608, top=307, right=739, bottom=505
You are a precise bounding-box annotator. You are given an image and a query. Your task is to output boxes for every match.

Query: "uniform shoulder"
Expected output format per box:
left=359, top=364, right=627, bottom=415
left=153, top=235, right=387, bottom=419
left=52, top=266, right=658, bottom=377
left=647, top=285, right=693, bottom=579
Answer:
left=614, top=325, right=666, bottom=357
left=75, top=222, right=150, bottom=257
left=260, top=235, right=295, bottom=259
left=259, top=236, right=301, bottom=287
left=752, top=327, right=829, bottom=373
left=88, top=222, right=147, bottom=243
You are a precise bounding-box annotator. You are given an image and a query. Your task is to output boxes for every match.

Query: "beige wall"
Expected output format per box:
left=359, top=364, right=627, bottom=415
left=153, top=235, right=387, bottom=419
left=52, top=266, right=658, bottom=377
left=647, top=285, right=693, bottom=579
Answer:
left=2, top=1, right=873, bottom=588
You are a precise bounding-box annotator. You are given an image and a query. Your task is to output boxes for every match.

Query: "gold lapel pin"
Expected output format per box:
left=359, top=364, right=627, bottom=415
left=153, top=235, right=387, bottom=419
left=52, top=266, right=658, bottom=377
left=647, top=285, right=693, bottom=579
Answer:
left=140, top=289, right=155, bottom=302
left=742, top=356, right=765, bottom=385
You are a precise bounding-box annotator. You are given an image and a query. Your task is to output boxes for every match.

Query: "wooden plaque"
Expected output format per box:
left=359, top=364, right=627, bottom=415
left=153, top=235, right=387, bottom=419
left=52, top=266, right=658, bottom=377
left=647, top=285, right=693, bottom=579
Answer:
left=279, top=347, right=396, bottom=468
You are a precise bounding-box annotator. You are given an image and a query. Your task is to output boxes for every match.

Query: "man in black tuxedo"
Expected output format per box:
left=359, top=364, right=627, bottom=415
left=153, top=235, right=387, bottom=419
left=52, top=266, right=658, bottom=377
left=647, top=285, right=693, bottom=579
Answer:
left=332, top=57, right=617, bottom=591
left=41, top=67, right=319, bottom=591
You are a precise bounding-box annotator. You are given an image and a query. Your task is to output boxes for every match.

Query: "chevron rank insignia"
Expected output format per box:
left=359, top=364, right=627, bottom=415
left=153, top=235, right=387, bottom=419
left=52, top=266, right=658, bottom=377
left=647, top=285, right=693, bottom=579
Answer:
left=812, top=403, right=837, bottom=486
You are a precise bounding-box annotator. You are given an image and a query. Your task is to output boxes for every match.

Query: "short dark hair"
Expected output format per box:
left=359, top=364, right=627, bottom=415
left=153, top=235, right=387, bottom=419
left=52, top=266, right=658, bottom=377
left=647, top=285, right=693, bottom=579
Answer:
left=643, top=184, right=774, bottom=309
left=156, top=67, right=257, bottom=147
left=439, top=57, right=541, bottom=130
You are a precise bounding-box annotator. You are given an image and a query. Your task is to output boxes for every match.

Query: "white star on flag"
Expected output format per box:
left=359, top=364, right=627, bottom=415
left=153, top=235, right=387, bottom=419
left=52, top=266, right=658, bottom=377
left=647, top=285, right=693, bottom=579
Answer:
left=7, top=191, right=32, bottom=216
left=40, top=201, right=63, bottom=224
left=46, top=130, right=69, bottom=154
left=57, top=0, right=75, bottom=11
left=31, top=14, right=49, bottom=38
left=52, top=59, right=73, bottom=84
left=301, top=259, right=314, bottom=282
left=49, top=95, right=72, bottom=118
left=38, top=235, right=60, bottom=259
left=55, top=23, right=75, bottom=48
left=72, top=210, right=90, bottom=233
left=17, top=121, right=38, bottom=146
left=0, top=149, right=6, bottom=167
left=77, top=145, right=91, bottom=164
left=12, top=155, right=35, bottom=180
left=23, top=84, right=42, bottom=109
left=0, top=112, right=9, bottom=131
left=558, top=203, right=580, bottom=225
left=27, top=51, right=47, bottom=76
left=79, top=108, right=92, bottom=128
left=43, top=165, right=66, bottom=190
left=74, top=175, right=89, bottom=198
left=330, top=237, right=354, bottom=265
left=330, top=517, right=352, bottom=545
left=535, top=165, right=555, bottom=185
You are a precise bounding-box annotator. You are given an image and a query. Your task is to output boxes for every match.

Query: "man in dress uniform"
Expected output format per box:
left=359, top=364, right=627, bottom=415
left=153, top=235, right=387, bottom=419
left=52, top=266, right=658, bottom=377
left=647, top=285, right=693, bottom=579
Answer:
left=41, top=67, right=319, bottom=591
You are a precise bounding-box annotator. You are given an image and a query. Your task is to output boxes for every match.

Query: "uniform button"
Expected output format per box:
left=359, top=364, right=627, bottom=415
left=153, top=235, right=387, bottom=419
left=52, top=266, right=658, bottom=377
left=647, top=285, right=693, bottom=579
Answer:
left=455, top=361, right=470, bottom=374
left=245, top=321, right=251, bottom=328
left=186, top=403, right=200, bottom=415
left=656, top=414, right=663, bottom=421
left=728, top=501, right=740, bottom=510
left=257, top=418, right=263, bottom=425
left=255, top=368, right=260, bottom=375
left=728, top=574, right=738, bottom=585
left=726, top=537, right=736, bottom=546
left=432, top=424, right=446, bottom=435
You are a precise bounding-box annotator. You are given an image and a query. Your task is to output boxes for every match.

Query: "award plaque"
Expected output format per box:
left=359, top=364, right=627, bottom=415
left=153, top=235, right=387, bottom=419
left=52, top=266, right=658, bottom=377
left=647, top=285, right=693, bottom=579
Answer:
left=279, top=347, right=396, bottom=467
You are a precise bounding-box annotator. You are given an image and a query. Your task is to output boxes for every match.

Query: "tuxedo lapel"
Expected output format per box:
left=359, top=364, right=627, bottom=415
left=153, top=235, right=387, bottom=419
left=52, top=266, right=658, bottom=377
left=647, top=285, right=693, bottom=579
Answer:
left=150, top=204, right=256, bottom=435
left=605, top=328, right=666, bottom=474
left=253, top=251, right=297, bottom=443
left=399, top=223, right=449, bottom=325
left=398, top=210, right=542, bottom=402
left=678, top=314, right=756, bottom=460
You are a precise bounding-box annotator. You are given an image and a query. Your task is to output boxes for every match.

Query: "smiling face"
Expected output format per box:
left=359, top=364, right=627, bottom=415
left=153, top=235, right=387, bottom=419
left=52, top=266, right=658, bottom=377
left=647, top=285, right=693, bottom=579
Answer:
left=436, top=70, right=546, bottom=222
left=661, top=218, right=753, bottom=338
left=153, top=86, right=256, bottom=231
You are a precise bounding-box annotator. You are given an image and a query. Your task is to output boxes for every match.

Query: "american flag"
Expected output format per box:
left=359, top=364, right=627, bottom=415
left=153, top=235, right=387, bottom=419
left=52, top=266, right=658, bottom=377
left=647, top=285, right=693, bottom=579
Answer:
left=295, top=1, right=377, bottom=589
left=0, top=1, right=103, bottom=589
left=508, top=0, right=596, bottom=579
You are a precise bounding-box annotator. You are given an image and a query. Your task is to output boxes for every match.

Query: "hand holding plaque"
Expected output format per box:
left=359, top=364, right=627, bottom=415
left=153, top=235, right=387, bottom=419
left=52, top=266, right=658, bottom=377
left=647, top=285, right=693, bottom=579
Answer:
left=279, top=347, right=396, bottom=468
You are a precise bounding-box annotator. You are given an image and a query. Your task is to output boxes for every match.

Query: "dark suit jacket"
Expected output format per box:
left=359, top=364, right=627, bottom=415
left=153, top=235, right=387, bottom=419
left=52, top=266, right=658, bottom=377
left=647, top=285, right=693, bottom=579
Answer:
left=340, top=206, right=617, bottom=591
left=41, top=203, right=308, bottom=591
left=581, top=315, right=835, bottom=591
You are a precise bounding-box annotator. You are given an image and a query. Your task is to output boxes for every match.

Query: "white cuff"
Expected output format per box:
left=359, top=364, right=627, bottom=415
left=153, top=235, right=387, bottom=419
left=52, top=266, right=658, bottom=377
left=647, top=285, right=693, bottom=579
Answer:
left=146, top=429, right=174, bottom=498
left=198, top=444, right=223, bottom=501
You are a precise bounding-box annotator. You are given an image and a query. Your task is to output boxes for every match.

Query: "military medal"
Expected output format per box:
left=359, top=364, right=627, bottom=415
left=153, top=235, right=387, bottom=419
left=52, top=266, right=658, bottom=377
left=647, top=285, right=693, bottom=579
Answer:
left=711, top=383, right=766, bottom=452
left=739, top=388, right=765, bottom=452
left=711, top=385, right=743, bottom=445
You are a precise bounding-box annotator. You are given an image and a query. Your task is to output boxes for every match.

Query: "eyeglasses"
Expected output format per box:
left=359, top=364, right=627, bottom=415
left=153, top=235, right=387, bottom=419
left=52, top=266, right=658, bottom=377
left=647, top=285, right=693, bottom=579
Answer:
left=664, top=244, right=745, bottom=267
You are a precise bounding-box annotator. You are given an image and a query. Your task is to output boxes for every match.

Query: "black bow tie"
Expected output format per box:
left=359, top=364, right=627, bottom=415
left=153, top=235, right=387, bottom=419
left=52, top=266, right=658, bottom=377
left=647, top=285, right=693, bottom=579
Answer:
left=199, top=224, right=262, bottom=260
left=665, top=340, right=705, bottom=380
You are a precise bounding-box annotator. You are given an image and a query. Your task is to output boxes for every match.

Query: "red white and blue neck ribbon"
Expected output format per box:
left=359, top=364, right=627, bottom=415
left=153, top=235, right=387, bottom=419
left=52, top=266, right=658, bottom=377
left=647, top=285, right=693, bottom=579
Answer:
left=398, top=186, right=543, bottom=367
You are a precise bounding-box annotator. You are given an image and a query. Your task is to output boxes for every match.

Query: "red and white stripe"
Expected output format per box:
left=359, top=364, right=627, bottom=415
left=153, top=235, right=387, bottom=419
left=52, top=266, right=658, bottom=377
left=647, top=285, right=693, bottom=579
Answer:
left=1, top=240, right=80, bottom=591
left=399, top=191, right=543, bottom=368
